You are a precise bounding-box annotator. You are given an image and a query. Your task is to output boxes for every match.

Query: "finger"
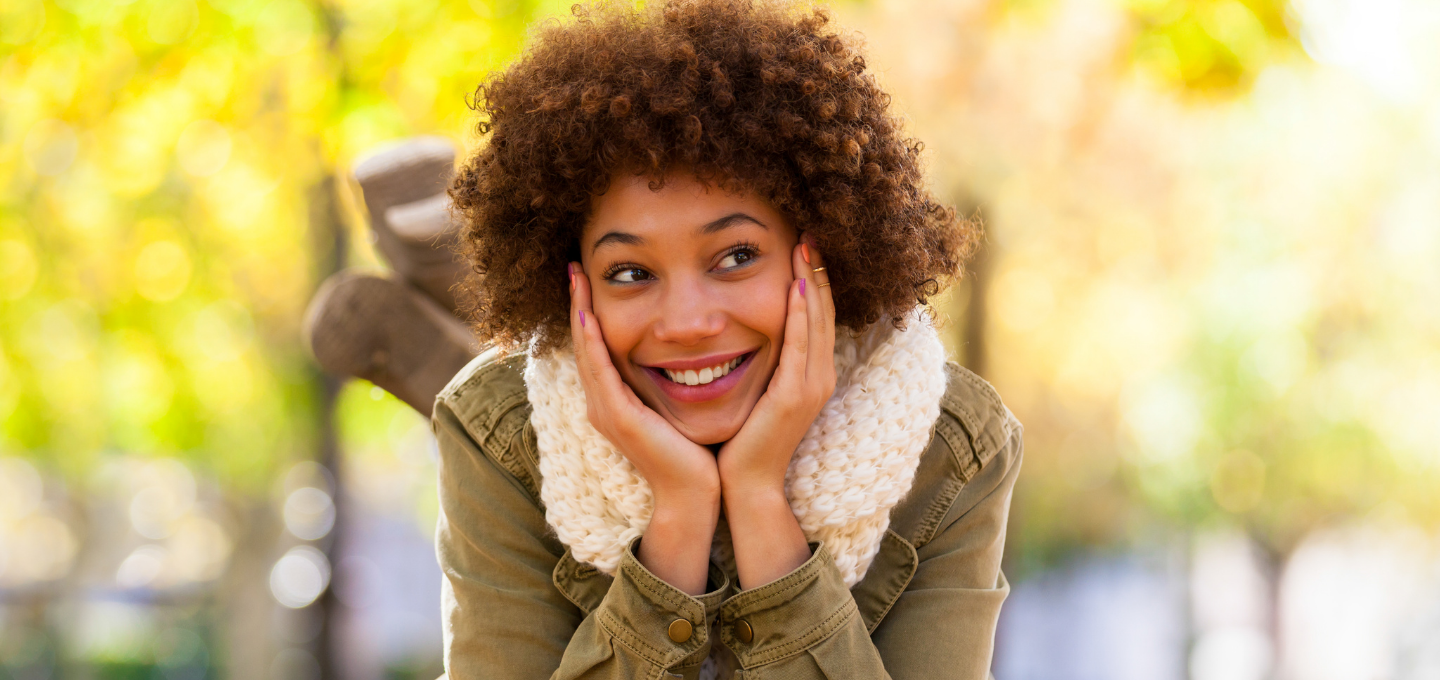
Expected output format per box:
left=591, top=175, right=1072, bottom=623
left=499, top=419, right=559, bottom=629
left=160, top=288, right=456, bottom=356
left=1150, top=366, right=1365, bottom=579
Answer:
left=568, top=262, right=600, bottom=394
left=798, top=234, right=836, bottom=374
left=570, top=263, right=610, bottom=397
left=569, top=264, right=638, bottom=402
left=571, top=264, right=610, bottom=374
left=775, top=267, right=810, bottom=391
left=802, top=233, right=836, bottom=331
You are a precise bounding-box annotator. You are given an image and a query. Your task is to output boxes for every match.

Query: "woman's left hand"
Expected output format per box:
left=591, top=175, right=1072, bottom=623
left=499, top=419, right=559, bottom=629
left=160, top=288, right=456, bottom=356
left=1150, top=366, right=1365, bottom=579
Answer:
left=717, top=234, right=837, bottom=496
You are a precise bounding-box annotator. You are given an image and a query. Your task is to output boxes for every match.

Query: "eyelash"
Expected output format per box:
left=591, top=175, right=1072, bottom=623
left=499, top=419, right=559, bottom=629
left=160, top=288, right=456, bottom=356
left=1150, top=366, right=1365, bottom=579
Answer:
left=717, top=241, right=761, bottom=269
left=600, top=242, right=762, bottom=283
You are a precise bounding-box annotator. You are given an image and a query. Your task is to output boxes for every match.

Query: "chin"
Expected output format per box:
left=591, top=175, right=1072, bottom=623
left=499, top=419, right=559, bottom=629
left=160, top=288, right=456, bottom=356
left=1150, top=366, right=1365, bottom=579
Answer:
left=668, top=409, right=750, bottom=446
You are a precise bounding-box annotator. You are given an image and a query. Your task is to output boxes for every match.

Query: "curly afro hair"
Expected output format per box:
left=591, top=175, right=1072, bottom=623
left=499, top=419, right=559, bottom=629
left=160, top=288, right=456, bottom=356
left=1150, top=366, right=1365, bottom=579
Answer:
left=449, top=0, right=979, bottom=351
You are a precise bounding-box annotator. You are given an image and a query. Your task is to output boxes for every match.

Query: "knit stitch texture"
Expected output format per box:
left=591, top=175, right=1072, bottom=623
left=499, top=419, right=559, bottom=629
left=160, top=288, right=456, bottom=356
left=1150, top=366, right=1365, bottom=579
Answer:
left=524, top=310, right=948, bottom=588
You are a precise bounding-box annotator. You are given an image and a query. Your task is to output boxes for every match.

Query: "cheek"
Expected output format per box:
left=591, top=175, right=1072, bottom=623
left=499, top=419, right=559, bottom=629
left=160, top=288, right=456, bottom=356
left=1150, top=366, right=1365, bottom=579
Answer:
left=590, top=293, right=644, bottom=360
left=718, top=271, right=792, bottom=345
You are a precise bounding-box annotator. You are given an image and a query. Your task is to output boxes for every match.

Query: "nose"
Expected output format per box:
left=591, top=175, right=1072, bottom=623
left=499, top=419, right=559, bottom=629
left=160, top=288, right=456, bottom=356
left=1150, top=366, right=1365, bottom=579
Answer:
left=651, top=276, right=725, bottom=346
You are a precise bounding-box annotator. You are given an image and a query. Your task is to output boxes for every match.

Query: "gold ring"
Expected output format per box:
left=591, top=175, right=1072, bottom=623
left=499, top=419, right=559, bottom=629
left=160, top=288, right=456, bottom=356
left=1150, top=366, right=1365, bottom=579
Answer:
left=811, top=266, right=827, bottom=273
left=817, top=282, right=831, bottom=288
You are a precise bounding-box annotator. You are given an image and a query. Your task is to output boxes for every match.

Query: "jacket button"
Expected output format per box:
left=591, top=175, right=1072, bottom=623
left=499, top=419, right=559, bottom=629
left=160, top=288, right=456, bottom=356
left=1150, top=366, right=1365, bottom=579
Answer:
left=733, top=619, right=753, bottom=644
left=667, top=618, right=693, bottom=643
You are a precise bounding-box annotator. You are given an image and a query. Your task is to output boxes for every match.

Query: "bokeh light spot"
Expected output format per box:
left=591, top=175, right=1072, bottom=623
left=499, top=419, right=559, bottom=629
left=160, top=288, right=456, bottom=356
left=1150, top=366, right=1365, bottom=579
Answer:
left=0, top=515, right=77, bottom=585
left=115, top=544, right=168, bottom=589
left=1122, top=375, right=1205, bottom=461
left=270, top=545, right=331, bottom=608
left=23, top=119, right=78, bottom=176
left=191, top=300, right=255, bottom=361
left=283, top=486, right=335, bottom=541
left=169, top=515, right=233, bottom=582
left=282, top=461, right=334, bottom=496
left=50, top=162, right=119, bottom=236
left=73, top=602, right=154, bottom=664
left=134, top=240, right=193, bottom=302
left=177, top=119, right=233, bottom=177
left=128, top=459, right=198, bottom=540
left=104, top=337, right=175, bottom=424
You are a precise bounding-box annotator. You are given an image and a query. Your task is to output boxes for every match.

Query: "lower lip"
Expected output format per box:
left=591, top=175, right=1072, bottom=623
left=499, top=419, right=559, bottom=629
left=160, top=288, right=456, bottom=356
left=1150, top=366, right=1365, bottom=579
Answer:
left=645, top=354, right=754, bottom=403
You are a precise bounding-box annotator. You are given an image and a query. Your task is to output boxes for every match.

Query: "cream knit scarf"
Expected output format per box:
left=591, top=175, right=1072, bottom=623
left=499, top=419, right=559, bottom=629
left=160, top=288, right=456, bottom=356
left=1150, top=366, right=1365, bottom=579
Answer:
left=524, top=310, right=947, bottom=588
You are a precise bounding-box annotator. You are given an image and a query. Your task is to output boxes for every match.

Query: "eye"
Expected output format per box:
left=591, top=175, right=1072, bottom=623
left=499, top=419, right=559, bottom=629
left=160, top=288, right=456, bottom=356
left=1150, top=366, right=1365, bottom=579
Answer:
left=607, top=266, right=652, bottom=283
left=716, top=247, right=757, bottom=270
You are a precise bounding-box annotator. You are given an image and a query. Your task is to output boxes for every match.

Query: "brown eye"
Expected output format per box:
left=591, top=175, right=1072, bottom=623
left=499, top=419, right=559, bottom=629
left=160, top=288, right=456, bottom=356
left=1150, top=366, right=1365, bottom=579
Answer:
left=717, top=248, right=756, bottom=269
left=610, top=267, right=651, bottom=283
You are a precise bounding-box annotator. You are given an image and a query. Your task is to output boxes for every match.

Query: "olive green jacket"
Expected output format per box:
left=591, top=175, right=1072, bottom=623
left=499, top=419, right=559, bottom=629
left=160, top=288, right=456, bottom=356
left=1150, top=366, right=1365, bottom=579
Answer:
left=432, top=351, right=1023, bottom=679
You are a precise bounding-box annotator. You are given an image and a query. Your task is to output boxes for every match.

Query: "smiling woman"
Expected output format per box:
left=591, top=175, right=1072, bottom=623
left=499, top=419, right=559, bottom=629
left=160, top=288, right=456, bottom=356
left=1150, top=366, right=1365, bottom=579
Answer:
left=435, top=1, right=1022, bottom=679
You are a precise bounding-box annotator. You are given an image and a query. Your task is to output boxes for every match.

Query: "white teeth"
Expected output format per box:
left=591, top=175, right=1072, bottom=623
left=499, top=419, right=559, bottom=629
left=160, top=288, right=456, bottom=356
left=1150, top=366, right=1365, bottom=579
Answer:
left=662, top=355, right=747, bottom=385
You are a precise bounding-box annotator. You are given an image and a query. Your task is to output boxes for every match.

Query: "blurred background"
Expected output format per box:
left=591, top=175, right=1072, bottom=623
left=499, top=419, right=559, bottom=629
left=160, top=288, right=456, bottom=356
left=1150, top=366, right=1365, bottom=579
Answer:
left=2, top=0, right=1438, bottom=678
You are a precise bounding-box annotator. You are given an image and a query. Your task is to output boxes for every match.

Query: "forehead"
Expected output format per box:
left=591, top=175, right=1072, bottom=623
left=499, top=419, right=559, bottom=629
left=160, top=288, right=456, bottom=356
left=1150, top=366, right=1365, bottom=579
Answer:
left=582, top=173, right=790, bottom=245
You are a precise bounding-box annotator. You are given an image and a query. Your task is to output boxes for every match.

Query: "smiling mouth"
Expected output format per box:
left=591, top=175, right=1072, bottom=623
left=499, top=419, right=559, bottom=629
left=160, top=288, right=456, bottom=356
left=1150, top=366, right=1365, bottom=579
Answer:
left=659, top=354, right=747, bottom=386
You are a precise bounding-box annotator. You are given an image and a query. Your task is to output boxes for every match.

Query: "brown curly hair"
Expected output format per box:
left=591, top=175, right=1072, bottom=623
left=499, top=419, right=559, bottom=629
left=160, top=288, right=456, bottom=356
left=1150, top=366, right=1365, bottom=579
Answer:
left=449, top=0, right=978, bottom=351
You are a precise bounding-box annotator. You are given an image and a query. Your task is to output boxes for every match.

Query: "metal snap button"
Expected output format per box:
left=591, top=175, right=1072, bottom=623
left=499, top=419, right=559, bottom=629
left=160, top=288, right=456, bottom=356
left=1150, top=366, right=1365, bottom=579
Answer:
left=667, top=618, right=693, bottom=643
left=733, top=619, right=753, bottom=644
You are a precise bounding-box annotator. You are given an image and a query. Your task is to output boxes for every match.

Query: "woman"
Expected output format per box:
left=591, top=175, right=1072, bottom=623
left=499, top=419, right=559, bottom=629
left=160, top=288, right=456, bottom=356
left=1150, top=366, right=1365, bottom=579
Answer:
left=436, top=1, right=1023, bottom=678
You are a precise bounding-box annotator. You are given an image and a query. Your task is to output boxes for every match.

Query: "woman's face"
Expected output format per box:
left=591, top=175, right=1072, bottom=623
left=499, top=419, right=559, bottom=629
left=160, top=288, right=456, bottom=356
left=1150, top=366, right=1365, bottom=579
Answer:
left=579, top=173, right=798, bottom=445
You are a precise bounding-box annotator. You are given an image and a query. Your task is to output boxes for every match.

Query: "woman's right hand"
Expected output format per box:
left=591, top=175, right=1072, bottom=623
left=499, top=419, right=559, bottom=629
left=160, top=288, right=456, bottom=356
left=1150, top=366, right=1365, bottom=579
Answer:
left=570, top=263, right=720, bottom=594
left=568, top=262, right=720, bottom=502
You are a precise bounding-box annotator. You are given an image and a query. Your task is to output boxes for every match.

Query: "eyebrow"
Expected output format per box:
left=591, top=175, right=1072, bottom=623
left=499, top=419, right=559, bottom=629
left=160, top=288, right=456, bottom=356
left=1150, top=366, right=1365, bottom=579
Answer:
left=701, top=212, right=768, bottom=234
left=590, top=231, right=644, bottom=253
left=589, top=212, right=768, bottom=254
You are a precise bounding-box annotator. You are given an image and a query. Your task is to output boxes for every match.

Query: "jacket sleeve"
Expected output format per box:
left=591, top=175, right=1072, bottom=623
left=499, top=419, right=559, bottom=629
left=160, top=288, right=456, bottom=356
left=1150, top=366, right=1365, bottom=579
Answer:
left=434, top=399, right=730, bottom=680
left=714, top=419, right=1023, bottom=679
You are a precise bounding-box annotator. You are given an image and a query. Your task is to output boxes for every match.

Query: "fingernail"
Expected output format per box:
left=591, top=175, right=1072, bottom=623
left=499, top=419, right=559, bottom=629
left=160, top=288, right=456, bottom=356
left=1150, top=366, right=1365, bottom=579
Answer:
left=799, top=278, right=806, bottom=296
left=801, top=243, right=811, bottom=264
left=579, top=310, right=586, bottom=327
left=568, top=263, right=574, bottom=277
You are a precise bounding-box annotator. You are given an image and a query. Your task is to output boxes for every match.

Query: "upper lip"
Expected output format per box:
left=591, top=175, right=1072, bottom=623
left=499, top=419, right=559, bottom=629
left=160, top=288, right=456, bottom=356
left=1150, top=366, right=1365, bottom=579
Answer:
left=642, top=349, right=754, bottom=371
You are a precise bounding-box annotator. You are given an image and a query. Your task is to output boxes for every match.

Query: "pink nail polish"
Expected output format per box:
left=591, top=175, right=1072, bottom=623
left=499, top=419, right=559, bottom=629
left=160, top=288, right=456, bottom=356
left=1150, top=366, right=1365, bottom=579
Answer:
left=579, top=310, right=586, bottom=327
left=799, top=278, right=806, bottom=296
left=567, top=263, right=574, bottom=277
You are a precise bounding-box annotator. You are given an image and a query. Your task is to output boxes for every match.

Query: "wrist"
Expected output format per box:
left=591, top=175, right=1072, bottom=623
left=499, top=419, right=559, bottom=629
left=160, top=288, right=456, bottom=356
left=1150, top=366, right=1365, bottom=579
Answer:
left=652, top=480, right=721, bottom=520
left=719, top=466, right=787, bottom=501
left=649, top=456, right=720, bottom=502
left=720, top=482, right=790, bottom=518
left=719, top=484, right=810, bottom=590
left=640, top=489, right=719, bottom=596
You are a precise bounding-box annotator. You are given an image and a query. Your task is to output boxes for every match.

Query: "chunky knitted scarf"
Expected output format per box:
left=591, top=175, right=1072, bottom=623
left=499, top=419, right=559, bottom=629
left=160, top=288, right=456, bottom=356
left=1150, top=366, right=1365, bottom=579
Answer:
left=524, top=311, right=947, bottom=588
